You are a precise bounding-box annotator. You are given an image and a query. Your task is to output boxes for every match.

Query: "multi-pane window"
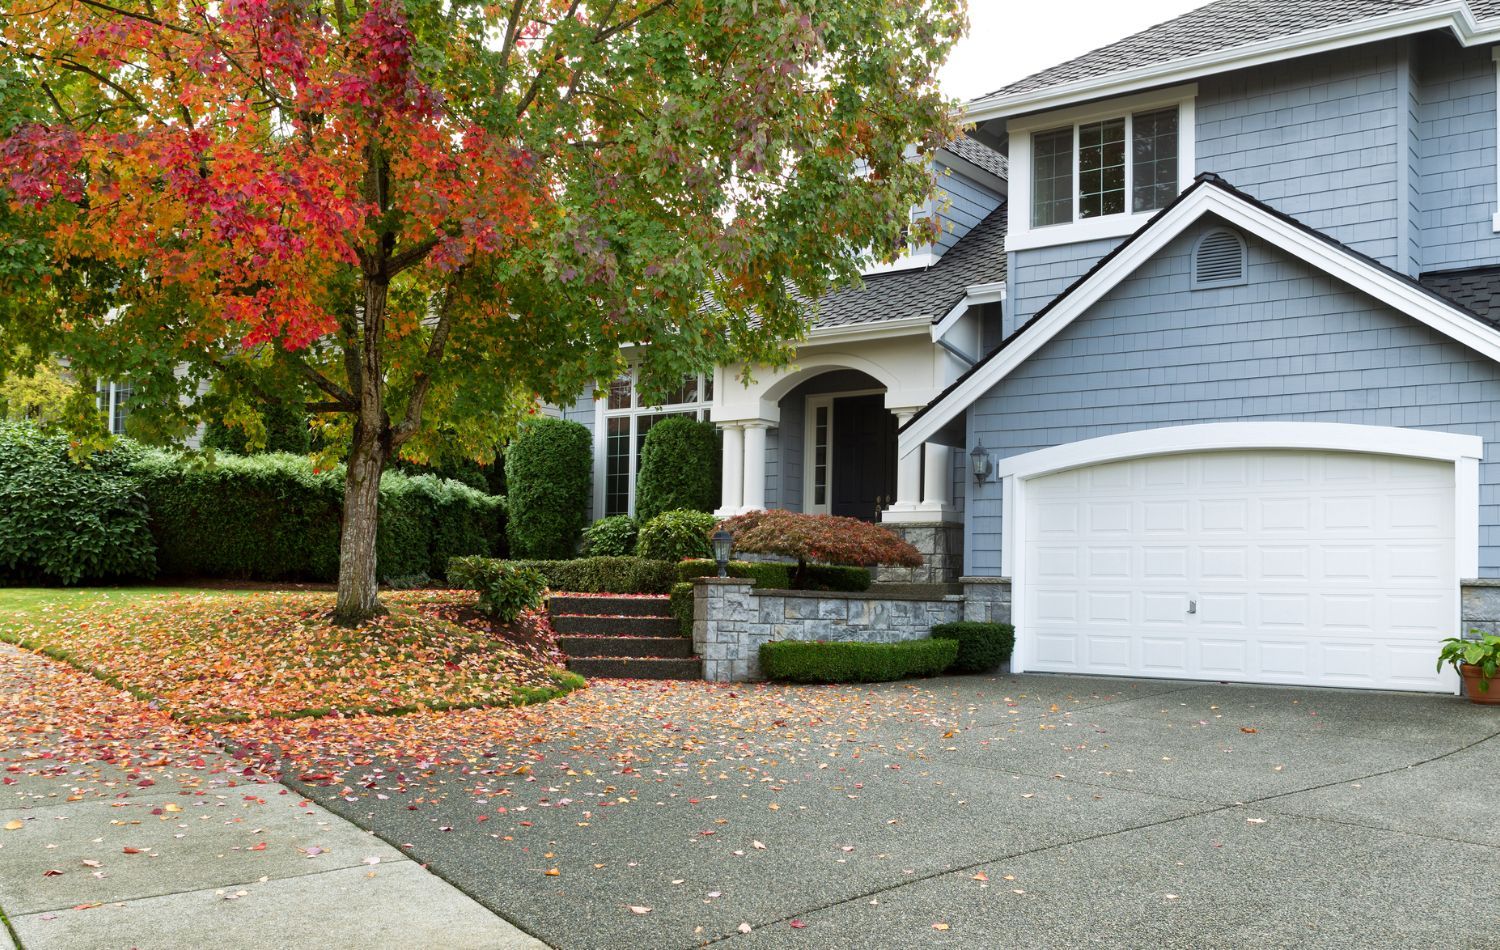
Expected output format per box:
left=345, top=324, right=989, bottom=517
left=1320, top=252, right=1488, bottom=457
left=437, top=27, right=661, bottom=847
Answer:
left=1030, top=106, right=1180, bottom=228
left=96, top=381, right=135, bottom=436
left=1031, top=127, right=1074, bottom=228
left=1078, top=118, right=1126, bottom=219
left=811, top=404, right=830, bottom=508
left=600, top=370, right=714, bottom=517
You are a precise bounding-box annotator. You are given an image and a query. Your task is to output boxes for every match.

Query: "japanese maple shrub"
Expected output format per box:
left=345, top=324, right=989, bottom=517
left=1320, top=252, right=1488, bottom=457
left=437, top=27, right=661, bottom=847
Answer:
left=717, top=510, right=920, bottom=589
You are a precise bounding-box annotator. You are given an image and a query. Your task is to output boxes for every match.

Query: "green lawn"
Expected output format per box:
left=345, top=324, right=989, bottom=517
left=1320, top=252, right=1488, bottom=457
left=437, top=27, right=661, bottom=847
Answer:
left=0, top=586, right=242, bottom=622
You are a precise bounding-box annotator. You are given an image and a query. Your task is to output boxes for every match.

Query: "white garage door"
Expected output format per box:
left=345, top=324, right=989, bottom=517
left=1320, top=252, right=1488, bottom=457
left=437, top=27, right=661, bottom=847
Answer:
left=1022, top=450, right=1457, bottom=692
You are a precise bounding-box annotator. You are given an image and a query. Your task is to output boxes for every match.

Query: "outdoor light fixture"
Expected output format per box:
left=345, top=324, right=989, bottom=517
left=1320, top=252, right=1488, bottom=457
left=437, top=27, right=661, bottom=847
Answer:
left=711, top=529, right=734, bottom=577
left=970, top=441, right=993, bottom=484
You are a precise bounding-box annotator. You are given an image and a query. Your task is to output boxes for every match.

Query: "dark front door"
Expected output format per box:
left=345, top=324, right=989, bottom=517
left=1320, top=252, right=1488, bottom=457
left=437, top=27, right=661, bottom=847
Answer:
left=831, top=394, right=896, bottom=522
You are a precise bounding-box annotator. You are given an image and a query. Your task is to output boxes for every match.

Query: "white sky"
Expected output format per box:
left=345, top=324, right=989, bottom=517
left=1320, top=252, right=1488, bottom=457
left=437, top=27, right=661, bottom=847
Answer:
left=939, top=0, right=1208, bottom=102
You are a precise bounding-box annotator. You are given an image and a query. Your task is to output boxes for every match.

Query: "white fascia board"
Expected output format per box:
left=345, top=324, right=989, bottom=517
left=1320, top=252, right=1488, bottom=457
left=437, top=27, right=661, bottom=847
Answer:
left=963, top=2, right=1487, bottom=125
left=807, top=315, right=931, bottom=345
left=863, top=247, right=940, bottom=276
left=930, top=282, right=1006, bottom=341
left=899, top=181, right=1500, bottom=457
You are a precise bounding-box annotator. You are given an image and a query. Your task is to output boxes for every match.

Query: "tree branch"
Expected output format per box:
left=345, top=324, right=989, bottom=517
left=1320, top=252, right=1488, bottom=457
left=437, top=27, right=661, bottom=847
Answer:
left=384, top=235, right=442, bottom=279
left=391, top=274, right=464, bottom=446
left=594, top=0, right=674, bottom=43
left=75, top=0, right=199, bottom=35
left=285, top=352, right=358, bottom=410
left=514, top=0, right=581, bottom=118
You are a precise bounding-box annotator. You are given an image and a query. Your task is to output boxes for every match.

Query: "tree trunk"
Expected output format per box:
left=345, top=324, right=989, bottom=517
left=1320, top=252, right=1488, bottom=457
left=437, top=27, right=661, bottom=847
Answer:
left=333, top=277, right=391, bottom=624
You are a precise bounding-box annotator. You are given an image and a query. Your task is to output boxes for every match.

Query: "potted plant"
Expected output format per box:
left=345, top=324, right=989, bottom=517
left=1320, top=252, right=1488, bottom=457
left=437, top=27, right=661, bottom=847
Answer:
left=1437, top=632, right=1500, bottom=704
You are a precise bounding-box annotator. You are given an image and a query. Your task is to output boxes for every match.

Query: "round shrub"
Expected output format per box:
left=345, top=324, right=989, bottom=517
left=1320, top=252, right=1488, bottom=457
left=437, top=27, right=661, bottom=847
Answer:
left=931, top=622, right=1015, bottom=673
left=635, top=417, right=720, bottom=521
left=582, top=515, right=638, bottom=557
left=472, top=562, right=549, bottom=623
left=504, top=417, right=591, bottom=559
left=636, top=509, right=717, bottom=562
left=0, top=423, right=157, bottom=584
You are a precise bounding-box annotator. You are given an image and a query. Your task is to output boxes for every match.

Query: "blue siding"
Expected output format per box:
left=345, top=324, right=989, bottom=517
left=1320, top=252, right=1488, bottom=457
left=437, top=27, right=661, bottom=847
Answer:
left=1197, top=43, right=1401, bottom=266
left=933, top=170, right=1002, bottom=255
left=1008, top=238, right=1118, bottom=330
left=1415, top=36, right=1500, bottom=272
left=967, top=220, right=1500, bottom=576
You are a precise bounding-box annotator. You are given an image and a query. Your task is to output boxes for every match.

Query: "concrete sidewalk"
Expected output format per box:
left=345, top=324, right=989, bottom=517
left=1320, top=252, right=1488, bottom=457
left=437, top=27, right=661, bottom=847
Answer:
left=0, top=643, right=547, bottom=950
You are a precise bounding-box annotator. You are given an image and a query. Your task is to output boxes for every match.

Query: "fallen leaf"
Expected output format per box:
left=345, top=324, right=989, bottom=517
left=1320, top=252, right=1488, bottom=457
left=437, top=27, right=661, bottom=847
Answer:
left=737, top=923, right=753, bottom=934
left=628, top=906, right=652, bottom=915
left=933, top=923, right=950, bottom=931
left=790, top=920, right=807, bottom=929
left=3, top=820, right=22, bottom=831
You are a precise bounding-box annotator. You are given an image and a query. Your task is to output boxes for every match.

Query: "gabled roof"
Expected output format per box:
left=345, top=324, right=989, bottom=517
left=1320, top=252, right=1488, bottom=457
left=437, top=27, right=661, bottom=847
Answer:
left=1421, top=265, right=1500, bottom=325
left=968, top=0, right=1500, bottom=122
left=942, top=135, right=1009, bottom=180
left=899, top=174, right=1500, bottom=452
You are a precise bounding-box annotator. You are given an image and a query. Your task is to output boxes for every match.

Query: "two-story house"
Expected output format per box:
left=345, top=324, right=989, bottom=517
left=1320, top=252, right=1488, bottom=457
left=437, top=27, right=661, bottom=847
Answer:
left=902, top=0, right=1500, bottom=694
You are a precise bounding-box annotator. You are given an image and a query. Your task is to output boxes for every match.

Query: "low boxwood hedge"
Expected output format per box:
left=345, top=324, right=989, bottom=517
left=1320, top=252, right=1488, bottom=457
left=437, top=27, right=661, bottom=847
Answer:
left=669, top=581, right=695, bottom=637
left=674, top=559, right=870, bottom=592
left=450, top=555, right=677, bottom=595
left=931, top=622, right=1015, bottom=674
left=760, top=638, right=958, bottom=684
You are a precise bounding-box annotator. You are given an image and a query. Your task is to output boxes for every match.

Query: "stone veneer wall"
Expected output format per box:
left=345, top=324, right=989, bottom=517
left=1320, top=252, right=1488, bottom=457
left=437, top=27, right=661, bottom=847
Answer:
left=960, top=576, right=1011, bottom=624
left=692, top=577, right=963, bottom=682
left=875, top=522, right=964, bottom=584
left=1461, top=579, right=1500, bottom=635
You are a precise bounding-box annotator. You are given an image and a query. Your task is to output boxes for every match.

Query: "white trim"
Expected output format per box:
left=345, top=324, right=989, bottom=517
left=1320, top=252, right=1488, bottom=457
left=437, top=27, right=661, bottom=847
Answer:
left=863, top=247, right=940, bottom=277
left=964, top=2, right=1486, bottom=124
left=931, top=282, right=1006, bottom=342
left=997, top=422, right=1482, bottom=695
left=1006, top=89, right=1195, bottom=253
left=807, top=315, right=932, bottom=345
left=901, top=180, right=1500, bottom=457
left=595, top=367, right=713, bottom=518
left=1492, top=47, right=1500, bottom=233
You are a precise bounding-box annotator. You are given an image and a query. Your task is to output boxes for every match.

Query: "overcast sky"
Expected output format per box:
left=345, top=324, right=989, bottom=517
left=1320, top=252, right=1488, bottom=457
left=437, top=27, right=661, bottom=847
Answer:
left=939, top=0, right=1209, bottom=102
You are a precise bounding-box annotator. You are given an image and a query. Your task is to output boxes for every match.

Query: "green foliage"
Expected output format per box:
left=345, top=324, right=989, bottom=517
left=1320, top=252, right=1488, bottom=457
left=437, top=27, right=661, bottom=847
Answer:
left=464, top=561, right=549, bottom=623
left=134, top=452, right=502, bottom=582
left=504, top=418, right=591, bottom=559
left=201, top=401, right=313, bottom=455
left=634, top=418, right=720, bottom=521
left=760, top=638, right=958, bottom=684
left=582, top=515, right=638, bottom=557
left=931, top=622, right=1015, bottom=674
left=636, top=509, right=717, bottom=562
left=674, top=558, right=870, bottom=592
left=450, top=555, right=677, bottom=595
left=0, top=423, right=156, bottom=585
left=1438, top=631, right=1500, bottom=692
left=0, top=351, right=75, bottom=425
left=670, top=581, right=695, bottom=638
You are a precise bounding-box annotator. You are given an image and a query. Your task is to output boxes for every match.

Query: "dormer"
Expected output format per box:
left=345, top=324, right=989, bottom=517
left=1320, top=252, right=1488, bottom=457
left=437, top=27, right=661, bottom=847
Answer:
left=864, top=137, right=1007, bottom=275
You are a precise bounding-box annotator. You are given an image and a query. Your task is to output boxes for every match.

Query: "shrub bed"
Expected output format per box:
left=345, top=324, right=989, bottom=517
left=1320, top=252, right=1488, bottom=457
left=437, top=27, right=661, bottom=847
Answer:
left=450, top=555, right=677, bottom=595
left=760, top=638, right=958, bottom=683
left=636, top=509, right=716, bottom=562
left=931, top=622, right=1015, bottom=673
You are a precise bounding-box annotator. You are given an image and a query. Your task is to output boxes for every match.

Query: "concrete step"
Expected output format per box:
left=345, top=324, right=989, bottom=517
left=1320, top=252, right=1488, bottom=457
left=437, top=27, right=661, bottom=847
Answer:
left=566, top=656, right=703, bottom=680
left=547, top=594, right=672, bottom=618
left=557, top=636, right=695, bottom=659
left=552, top=614, right=681, bottom=637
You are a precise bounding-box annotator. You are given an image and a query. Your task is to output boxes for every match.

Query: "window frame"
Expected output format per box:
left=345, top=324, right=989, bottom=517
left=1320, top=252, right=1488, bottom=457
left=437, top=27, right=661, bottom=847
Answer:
left=95, top=380, right=134, bottom=436
left=592, top=366, right=714, bottom=518
left=1007, top=84, right=1197, bottom=253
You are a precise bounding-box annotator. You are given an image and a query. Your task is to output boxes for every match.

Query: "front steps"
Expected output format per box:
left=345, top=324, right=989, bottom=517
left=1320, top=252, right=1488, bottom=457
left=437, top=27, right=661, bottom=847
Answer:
left=548, top=594, right=703, bottom=680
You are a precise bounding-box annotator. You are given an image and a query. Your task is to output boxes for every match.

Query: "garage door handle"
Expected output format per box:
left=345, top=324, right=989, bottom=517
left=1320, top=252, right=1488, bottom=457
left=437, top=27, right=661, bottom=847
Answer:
left=1187, top=600, right=1197, bottom=615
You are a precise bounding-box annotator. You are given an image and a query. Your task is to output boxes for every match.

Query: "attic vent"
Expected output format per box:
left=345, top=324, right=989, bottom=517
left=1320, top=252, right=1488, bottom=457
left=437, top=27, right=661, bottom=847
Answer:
left=1192, top=229, right=1248, bottom=288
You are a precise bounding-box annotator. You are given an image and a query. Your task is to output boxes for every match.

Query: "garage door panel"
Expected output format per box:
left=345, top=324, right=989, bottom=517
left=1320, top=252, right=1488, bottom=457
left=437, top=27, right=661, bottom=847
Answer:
left=1021, top=448, right=1458, bottom=693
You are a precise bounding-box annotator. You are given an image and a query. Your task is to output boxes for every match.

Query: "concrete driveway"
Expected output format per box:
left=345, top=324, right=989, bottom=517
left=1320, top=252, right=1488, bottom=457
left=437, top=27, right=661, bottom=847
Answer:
left=305, top=674, right=1500, bottom=949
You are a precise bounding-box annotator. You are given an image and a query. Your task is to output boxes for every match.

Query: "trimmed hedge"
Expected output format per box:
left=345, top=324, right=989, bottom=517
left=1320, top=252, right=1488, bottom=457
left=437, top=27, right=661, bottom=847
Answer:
left=581, top=515, right=638, bottom=557
left=760, top=638, right=959, bottom=684
left=450, top=555, right=677, bottom=595
left=634, top=417, right=720, bottom=521
left=636, top=509, right=716, bottom=562
left=505, top=417, right=591, bottom=559
left=0, top=424, right=157, bottom=585
left=931, top=622, right=1015, bottom=674
left=674, top=559, right=870, bottom=592
left=134, top=451, right=503, bottom=582
left=670, top=581, right=695, bottom=637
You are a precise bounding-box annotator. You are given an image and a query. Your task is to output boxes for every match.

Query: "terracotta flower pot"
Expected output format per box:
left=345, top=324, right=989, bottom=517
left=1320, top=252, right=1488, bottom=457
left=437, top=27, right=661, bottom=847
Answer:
left=1460, top=664, right=1500, bottom=705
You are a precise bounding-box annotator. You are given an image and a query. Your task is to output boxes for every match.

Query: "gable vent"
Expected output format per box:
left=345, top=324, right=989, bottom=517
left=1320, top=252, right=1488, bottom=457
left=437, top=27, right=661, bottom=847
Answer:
left=1192, top=229, right=1248, bottom=288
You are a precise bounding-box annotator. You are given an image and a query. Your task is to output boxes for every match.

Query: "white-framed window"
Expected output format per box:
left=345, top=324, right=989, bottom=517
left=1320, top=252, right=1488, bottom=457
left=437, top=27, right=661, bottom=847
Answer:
left=595, top=369, right=714, bottom=518
left=95, top=380, right=135, bottom=436
left=1007, top=84, right=1196, bottom=252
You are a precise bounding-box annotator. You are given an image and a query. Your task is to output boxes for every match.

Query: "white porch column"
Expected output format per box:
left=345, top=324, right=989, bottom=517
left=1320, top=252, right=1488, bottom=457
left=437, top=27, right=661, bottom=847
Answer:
left=717, top=424, right=745, bottom=517
left=883, top=409, right=923, bottom=519
left=741, top=422, right=769, bottom=512
left=920, top=443, right=954, bottom=514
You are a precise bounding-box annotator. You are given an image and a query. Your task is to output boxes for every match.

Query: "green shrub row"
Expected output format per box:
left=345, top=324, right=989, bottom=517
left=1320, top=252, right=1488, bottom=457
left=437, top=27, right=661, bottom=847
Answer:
left=450, top=555, right=678, bottom=595
left=463, top=561, right=549, bottom=622
left=760, top=638, right=959, bottom=684
left=670, top=581, right=695, bottom=637
left=135, top=451, right=503, bottom=582
left=674, top=559, right=871, bottom=592
left=931, top=622, right=1015, bottom=674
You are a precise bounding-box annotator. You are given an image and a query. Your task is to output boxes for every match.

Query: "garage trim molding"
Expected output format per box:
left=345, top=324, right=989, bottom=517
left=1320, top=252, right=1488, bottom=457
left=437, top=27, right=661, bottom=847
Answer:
left=996, top=422, right=1484, bottom=682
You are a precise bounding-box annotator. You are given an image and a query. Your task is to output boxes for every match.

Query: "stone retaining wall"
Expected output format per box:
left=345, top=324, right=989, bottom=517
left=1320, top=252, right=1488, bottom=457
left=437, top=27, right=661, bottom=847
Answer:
left=875, top=522, right=964, bottom=584
left=692, top=577, right=963, bottom=682
left=1462, top=579, right=1500, bottom=636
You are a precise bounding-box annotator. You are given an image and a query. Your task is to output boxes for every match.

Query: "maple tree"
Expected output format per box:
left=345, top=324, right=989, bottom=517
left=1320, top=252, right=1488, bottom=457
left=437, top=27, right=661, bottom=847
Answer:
left=0, top=0, right=962, bottom=621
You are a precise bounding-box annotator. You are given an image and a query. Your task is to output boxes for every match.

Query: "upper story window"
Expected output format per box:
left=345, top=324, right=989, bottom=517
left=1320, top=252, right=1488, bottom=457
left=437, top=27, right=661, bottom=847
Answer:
left=1030, top=107, right=1178, bottom=228
left=1007, top=84, right=1196, bottom=252
left=96, top=380, right=135, bottom=436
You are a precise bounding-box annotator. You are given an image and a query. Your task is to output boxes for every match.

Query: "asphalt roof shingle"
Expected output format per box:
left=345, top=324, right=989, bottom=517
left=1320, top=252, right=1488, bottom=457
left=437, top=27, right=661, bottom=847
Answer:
left=981, top=0, right=1500, bottom=103
left=1419, top=266, right=1500, bottom=326
left=943, top=135, right=1009, bottom=180
left=801, top=202, right=1007, bottom=330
